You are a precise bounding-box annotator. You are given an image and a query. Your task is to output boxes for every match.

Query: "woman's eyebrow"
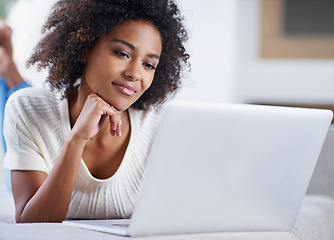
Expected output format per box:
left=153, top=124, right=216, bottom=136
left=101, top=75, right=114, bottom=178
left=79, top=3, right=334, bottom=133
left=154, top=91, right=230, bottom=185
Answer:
left=112, top=39, right=135, bottom=50
left=112, top=39, right=160, bottom=60
left=148, top=53, right=160, bottom=60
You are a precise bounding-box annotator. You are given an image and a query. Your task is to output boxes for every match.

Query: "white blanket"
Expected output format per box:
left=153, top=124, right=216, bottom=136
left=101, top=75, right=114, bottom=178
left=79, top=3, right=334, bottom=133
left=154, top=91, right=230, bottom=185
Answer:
left=1, top=185, right=333, bottom=240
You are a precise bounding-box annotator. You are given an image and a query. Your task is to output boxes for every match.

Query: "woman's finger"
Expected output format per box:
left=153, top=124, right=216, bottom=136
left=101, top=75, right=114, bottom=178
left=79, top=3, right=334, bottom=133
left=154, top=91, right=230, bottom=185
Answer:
left=106, top=105, right=122, bottom=137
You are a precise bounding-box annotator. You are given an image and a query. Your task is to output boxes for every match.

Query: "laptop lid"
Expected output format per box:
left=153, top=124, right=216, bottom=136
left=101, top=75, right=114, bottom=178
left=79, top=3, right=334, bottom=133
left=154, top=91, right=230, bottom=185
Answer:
left=127, top=101, right=332, bottom=236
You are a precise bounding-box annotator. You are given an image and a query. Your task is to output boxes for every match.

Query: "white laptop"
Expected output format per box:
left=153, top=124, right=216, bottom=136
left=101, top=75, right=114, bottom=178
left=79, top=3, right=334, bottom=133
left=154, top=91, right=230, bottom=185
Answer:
left=63, top=101, right=333, bottom=237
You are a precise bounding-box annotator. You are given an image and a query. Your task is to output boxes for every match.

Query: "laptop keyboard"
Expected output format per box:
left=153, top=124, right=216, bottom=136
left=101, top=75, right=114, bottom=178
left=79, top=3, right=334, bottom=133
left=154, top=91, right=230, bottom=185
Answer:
left=108, top=219, right=130, bottom=228
left=110, top=223, right=129, bottom=227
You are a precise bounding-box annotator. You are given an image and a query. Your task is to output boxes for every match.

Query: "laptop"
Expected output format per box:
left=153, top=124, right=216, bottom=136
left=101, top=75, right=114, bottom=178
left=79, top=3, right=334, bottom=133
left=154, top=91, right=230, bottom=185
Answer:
left=63, top=101, right=333, bottom=237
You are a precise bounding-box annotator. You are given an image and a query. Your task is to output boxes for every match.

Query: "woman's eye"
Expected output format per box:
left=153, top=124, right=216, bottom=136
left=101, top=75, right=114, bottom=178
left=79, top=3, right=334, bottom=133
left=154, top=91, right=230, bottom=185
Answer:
left=114, top=50, right=128, bottom=58
left=143, top=62, right=156, bottom=70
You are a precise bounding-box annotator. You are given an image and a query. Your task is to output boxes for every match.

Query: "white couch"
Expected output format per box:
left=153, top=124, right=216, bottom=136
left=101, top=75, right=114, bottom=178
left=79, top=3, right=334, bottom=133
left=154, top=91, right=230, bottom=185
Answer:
left=1, top=126, right=334, bottom=240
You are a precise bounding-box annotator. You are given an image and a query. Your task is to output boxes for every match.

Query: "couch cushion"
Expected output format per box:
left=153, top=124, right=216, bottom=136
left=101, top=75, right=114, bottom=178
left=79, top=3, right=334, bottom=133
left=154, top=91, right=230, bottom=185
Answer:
left=307, top=125, right=334, bottom=198
left=292, top=195, right=334, bottom=240
left=0, top=223, right=298, bottom=240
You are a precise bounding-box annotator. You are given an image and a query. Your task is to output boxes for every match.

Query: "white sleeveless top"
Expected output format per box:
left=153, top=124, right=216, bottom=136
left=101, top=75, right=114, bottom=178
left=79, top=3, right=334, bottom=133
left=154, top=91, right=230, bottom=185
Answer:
left=3, top=87, right=161, bottom=219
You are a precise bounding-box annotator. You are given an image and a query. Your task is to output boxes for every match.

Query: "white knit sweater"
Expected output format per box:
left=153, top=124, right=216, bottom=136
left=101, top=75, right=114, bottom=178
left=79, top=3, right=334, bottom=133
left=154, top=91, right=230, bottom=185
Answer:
left=3, top=87, right=161, bottom=219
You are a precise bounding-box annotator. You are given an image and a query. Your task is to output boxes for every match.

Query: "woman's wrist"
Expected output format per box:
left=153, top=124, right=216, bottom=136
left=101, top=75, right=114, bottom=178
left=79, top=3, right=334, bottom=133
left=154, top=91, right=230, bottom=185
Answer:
left=66, top=130, right=89, bottom=148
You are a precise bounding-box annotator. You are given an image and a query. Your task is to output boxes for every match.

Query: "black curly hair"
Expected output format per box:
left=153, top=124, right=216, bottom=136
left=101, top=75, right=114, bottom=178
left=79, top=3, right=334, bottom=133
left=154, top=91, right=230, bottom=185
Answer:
left=27, top=0, right=190, bottom=110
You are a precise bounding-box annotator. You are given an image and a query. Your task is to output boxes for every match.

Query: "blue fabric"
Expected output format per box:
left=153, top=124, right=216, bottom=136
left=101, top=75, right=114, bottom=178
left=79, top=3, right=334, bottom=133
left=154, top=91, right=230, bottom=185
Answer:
left=0, top=77, right=31, bottom=190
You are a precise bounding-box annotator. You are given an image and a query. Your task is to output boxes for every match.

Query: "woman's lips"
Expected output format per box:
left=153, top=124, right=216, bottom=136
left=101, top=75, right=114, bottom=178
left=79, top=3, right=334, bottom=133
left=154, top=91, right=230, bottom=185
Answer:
left=112, top=82, right=137, bottom=97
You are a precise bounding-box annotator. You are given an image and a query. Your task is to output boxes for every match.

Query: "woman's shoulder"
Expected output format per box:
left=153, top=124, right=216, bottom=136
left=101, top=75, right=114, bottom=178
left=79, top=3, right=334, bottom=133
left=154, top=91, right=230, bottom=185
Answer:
left=5, top=86, right=65, bottom=119
left=8, top=87, right=60, bottom=101
left=129, top=105, right=164, bottom=125
left=6, top=86, right=61, bottom=106
left=128, top=105, right=165, bottom=143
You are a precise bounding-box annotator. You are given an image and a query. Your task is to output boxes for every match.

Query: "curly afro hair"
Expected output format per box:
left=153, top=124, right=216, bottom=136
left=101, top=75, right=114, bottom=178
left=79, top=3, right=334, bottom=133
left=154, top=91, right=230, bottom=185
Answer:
left=27, top=0, right=190, bottom=110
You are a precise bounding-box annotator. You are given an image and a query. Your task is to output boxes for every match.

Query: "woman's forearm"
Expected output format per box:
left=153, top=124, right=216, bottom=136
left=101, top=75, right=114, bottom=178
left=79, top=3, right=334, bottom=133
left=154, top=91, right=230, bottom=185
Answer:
left=13, top=133, right=87, bottom=223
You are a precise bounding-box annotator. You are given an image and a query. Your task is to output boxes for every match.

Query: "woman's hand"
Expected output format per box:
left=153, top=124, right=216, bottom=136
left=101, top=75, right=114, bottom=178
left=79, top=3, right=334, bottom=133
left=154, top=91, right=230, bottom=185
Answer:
left=71, top=93, right=122, bottom=140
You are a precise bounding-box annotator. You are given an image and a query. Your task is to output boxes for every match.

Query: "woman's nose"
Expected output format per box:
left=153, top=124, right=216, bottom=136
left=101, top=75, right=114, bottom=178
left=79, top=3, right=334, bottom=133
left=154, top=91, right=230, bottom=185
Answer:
left=124, top=61, right=141, bottom=81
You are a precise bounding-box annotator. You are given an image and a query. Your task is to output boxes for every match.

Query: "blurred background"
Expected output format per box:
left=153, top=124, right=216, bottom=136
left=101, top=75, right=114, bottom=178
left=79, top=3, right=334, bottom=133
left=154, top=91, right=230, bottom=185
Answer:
left=1, top=0, right=334, bottom=105
left=178, top=0, right=334, bottom=109
left=1, top=0, right=334, bottom=179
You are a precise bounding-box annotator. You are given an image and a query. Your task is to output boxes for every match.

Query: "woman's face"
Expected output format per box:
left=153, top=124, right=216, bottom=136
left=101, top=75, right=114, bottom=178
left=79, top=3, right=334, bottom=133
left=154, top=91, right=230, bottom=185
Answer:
left=81, top=20, right=162, bottom=111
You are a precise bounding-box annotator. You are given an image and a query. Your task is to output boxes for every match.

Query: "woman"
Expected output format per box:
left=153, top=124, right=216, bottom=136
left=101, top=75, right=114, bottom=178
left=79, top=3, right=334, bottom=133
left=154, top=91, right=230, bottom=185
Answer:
left=3, top=0, right=189, bottom=223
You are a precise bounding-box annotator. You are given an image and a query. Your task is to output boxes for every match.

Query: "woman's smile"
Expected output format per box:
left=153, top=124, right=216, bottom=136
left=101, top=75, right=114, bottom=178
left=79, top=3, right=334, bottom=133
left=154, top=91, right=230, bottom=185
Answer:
left=112, top=82, right=137, bottom=97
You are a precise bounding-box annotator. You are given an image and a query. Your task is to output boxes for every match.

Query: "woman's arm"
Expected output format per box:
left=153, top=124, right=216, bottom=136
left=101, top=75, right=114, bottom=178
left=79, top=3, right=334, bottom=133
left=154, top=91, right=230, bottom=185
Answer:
left=11, top=93, right=122, bottom=223
left=11, top=134, right=86, bottom=223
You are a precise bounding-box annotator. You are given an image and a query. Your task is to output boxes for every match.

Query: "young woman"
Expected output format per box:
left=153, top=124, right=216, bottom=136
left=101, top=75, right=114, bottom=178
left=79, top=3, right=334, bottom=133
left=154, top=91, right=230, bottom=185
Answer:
left=3, top=0, right=189, bottom=223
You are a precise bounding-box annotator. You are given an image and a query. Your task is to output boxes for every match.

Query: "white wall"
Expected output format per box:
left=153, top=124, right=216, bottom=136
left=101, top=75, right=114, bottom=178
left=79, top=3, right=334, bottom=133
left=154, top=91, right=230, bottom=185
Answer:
left=174, top=0, right=239, bottom=103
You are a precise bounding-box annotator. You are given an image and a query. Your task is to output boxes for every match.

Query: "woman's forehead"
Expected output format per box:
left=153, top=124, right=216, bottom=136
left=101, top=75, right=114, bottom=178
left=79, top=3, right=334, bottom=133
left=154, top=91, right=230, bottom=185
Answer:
left=104, top=20, right=162, bottom=54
